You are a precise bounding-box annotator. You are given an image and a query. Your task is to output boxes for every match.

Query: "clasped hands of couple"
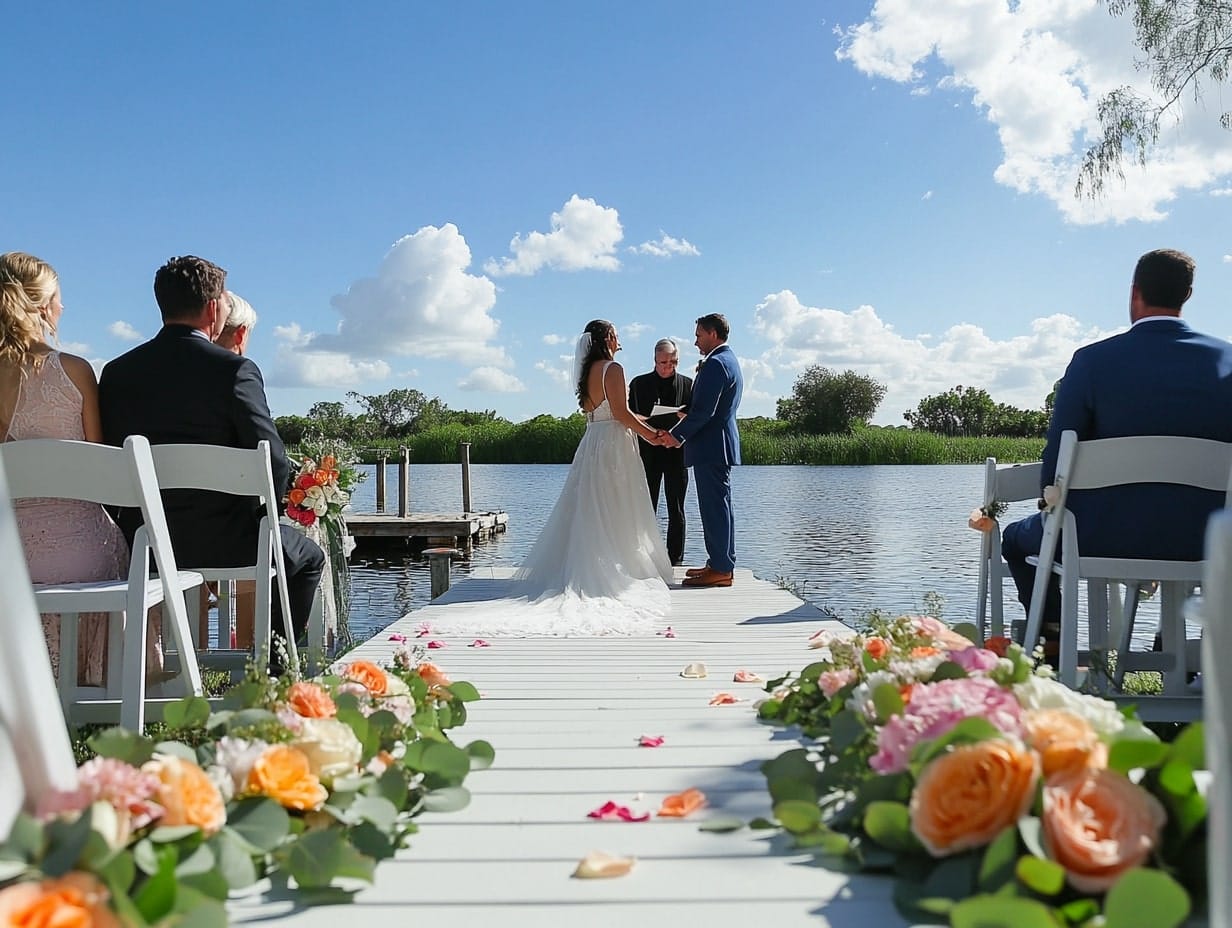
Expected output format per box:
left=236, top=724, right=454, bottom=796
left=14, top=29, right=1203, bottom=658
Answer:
left=645, top=428, right=680, bottom=448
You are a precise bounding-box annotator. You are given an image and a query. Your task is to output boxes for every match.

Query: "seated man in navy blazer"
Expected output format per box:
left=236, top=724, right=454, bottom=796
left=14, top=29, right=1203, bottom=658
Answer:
left=1002, top=248, right=1232, bottom=650
left=99, top=256, right=324, bottom=666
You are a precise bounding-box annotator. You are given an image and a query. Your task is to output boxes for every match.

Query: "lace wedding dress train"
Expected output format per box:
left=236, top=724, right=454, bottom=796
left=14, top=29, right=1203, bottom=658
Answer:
left=436, top=391, right=674, bottom=637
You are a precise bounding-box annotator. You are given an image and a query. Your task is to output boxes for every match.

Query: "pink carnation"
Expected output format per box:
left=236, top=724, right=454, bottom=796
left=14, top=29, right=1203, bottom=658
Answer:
left=38, top=756, right=164, bottom=830
left=870, top=677, right=1024, bottom=774
left=946, top=647, right=1001, bottom=675
left=819, top=668, right=859, bottom=698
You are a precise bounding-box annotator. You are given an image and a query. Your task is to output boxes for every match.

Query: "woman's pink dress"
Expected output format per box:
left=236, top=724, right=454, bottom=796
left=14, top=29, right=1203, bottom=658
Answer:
left=4, top=352, right=133, bottom=685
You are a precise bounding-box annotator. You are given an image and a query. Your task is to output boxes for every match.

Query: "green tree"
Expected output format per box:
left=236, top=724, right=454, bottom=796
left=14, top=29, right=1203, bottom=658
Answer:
left=346, top=389, right=430, bottom=437
left=904, top=385, right=1047, bottom=437
left=1078, top=0, right=1232, bottom=197
left=777, top=366, right=887, bottom=435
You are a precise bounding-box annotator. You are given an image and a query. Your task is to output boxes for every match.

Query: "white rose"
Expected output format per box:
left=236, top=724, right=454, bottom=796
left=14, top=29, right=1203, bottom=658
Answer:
left=1012, top=676, right=1129, bottom=738
left=294, top=718, right=363, bottom=783
left=305, top=484, right=329, bottom=516
left=382, top=673, right=410, bottom=697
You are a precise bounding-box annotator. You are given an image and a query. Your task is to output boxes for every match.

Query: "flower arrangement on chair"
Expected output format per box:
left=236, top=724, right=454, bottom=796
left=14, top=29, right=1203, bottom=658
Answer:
left=0, top=649, right=490, bottom=926
left=756, top=614, right=1205, bottom=927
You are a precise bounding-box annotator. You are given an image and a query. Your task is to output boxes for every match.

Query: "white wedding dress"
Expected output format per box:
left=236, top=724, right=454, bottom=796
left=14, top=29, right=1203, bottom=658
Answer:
left=437, top=363, right=674, bottom=636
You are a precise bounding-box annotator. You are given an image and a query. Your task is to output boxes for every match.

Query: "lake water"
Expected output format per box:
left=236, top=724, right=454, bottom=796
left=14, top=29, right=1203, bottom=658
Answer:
left=339, top=462, right=1115, bottom=644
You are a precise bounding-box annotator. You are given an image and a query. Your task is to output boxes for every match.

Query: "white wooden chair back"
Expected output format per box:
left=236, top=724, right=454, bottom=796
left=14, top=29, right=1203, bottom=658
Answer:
left=0, top=456, right=78, bottom=837
left=149, top=441, right=297, bottom=668
left=1026, top=431, right=1232, bottom=695
left=0, top=435, right=204, bottom=728
left=975, top=458, right=1041, bottom=640
left=1202, top=510, right=1232, bottom=928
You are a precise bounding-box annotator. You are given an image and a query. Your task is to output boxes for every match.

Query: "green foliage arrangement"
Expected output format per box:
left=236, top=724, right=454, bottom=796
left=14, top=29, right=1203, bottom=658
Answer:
left=0, top=652, right=491, bottom=926
left=754, top=614, right=1204, bottom=927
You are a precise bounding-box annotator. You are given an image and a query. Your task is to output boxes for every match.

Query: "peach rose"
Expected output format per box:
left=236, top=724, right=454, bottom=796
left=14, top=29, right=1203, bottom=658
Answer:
left=909, top=740, right=1039, bottom=856
left=0, top=872, right=121, bottom=928
left=246, top=744, right=328, bottom=811
left=910, top=646, right=941, bottom=659
left=1042, top=768, right=1166, bottom=893
left=415, top=661, right=451, bottom=690
left=864, top=637, right=890, bottom=660
left=342, top=660, right=388, bottom=696
left=141, top=754, right=226, bottom=836
left=1024, top=710, right=1107, bottom=778
left=286, top=681, right=337, bottom=719
left=288, top=488, right=306, bottom=506
left=968, top=508, right=996, bottom=532
left=984, top=636, right=1012, bottom=658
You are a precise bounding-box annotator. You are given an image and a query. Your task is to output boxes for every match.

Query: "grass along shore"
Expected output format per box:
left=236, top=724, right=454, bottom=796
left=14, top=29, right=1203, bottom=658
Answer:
left=298, top=417, right=1044, bottom=466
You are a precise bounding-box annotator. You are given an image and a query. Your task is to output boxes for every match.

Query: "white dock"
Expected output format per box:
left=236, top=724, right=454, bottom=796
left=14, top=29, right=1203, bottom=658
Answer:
left=229, top=568, right=908, bottom=927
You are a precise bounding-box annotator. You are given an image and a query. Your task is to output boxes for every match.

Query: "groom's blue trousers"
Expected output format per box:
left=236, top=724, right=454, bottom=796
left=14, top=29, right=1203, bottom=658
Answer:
left=693, top=462, right=735, bottom=573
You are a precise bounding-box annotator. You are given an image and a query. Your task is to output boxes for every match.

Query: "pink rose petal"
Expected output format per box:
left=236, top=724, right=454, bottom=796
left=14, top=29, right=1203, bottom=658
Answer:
left=638, top=735, right=665, bottom=747
left=732, top=669, right=764, bottom=683
left=388, top=633, right=409, bottom=643
left=426, top=640, right=447, bottom=649
left=416, top=622, right=433, bottom=637
left=587, top=801, right=650, bottom=822
left=468, top=639, right=491, bottom=648
left=657, top=626, right=676, bottom=638
left=708, top=692, right=742, bottom=706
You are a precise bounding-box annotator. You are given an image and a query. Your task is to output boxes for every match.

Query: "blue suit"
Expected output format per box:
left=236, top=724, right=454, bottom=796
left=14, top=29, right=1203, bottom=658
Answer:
left=1003, top=318, right=1232, bottom=622
left=671, top=344, right=743, bottom=572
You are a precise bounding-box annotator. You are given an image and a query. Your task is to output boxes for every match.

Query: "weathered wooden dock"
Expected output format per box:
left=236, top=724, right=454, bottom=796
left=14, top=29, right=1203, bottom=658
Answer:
left=229, top=568, right=907, bottom=927
left=346, top=510, right=508, bottom=551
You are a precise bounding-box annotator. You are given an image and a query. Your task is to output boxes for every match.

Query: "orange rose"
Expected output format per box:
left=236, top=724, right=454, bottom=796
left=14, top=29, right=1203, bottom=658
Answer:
left=287, top=681, right=337, bottom=719
left=342, top=659, right=388, bottom=696
left=911, top=646, right=941, bottom=659
left=909, top=740, right=1039, bottom=856
left=0, top=872, right=121, bottom=928
left=142, top=754, right=226, bottom=836
left=1042, top=767, right=1166, bottom=893
left=314, top=469, right=331, bottom=485
left=864, top=637, right=890, bottom=660
left=899, top=683, right=915, bottom=705
left=415, top=661, right=451, bottom=690
left=288, top=488, right=306, bottom=505
left=246, top=744, right=328, bottom=811
left=321, top=455, right=337, bottom=470
left=968, top=508, right=996, bottom=532
left=984, top=636, right=1012, bottom=657
left=1024, top=710, right=1107, bottom=778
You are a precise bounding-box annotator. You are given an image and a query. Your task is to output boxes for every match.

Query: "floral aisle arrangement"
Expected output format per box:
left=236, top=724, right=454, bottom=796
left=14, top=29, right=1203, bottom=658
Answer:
left=0, top=651, right=491, bottom=927
left=756, top=614, right=1206, bottom=927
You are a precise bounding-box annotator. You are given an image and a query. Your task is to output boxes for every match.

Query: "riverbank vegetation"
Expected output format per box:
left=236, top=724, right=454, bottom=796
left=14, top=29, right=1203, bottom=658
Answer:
left=278, top=376, right=1048, bottom=466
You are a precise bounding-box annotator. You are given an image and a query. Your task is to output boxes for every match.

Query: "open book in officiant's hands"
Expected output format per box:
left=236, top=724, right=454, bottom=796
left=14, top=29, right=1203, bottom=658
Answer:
left=650, top=404, right=686, bottom=418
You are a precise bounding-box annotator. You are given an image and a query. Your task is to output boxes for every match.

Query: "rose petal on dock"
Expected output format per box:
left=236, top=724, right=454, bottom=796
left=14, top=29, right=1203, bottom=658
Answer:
left=708, top=692, right=741, bottom=706
left=572, top=851, right=636, bottom=879
left=426, top=640, right=447, bottom=649
left=638, top=735, right=665, bottom=748
left=657, top=788, right=706, bottom=818
left=468, top=639, right=491, bottom=648
left=587, top=801, right=650, bottom=822
left=388, top=633, right=409, bottom=643
left=732, top=669, right=763, bottom=683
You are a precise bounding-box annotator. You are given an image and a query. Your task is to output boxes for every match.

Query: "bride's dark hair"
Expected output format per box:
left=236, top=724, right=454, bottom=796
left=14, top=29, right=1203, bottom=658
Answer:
left=576, top=318, right=615, bottom=407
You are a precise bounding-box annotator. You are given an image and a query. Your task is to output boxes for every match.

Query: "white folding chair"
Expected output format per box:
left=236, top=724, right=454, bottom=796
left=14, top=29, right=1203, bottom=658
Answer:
left=1024, top=430, right=1232, bottom=699
left=0, top=455, right=78, bottom=838
left=149, top=441, right=298, bottom=673
left=975, top=458, right=1041, bottom=641
left=1201, top=510, right=1232, bottom=928
left=0, top=435, right=204, bottom=731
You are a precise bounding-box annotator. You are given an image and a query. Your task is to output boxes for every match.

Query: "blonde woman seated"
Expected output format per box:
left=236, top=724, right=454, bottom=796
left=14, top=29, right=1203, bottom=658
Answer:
left=216, top=291, right=256, bottom=356
left=0, top=252, right=160, bottom=684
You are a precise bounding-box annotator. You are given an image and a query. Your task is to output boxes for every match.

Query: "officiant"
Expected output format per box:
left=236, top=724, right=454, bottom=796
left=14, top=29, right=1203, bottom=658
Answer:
left=629, top=338, right=694, bottom=566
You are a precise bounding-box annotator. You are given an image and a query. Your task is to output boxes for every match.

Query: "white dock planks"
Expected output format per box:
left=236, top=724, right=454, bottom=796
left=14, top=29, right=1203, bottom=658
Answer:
left=230, top=568, right=910, bottom=927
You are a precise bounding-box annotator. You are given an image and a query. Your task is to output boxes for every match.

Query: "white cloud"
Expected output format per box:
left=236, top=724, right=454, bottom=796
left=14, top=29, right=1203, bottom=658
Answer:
left=1224, top=255, right=1232, bottom=264
left=458, top=366, right=526, bottom=392
left=108, top=321, right=142, bottom=342
left=921, top=190, right=934, bottom=201
left=622, top=322, right=652, bottom=341
left=60, top=340, right=91, bottom=355
left=542, top=333, right=568, bottom=345
left=630, top=232, right=701, bottom=258
left=484, top=195, right=623, bottom=276
left=750, top=289, right=1118, bottom=422
left=280, top=224, right=508, bottom=387
left=837, top=1, right=1232, bottom=223
left=1211, top=187, right=1232, bottom=197
left=535, top=356, right=574, bottom=389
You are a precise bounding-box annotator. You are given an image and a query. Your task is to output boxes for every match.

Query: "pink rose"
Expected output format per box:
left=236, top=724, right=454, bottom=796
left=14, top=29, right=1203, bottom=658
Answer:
left=819, top=668, right=858, bottom=698
left=946, top=647, right=1000, bottom=675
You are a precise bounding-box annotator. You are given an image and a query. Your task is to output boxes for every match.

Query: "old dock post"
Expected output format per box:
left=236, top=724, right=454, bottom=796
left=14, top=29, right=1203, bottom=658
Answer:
left=375, top=454, right=387, bottom=513
left=424, top=547, right=461, bottom=598
left=397, top=447, right=409, bottom=518
left=460, top=442, right=472, bottom=514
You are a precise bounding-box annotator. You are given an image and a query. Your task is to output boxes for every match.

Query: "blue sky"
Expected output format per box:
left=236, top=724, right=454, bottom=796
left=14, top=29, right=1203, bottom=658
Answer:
left=5, top=1, right=1229, bottom=424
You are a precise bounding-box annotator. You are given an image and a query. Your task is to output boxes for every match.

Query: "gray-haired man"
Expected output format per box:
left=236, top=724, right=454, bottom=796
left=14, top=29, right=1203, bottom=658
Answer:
left=628, top=338, right=694, bottom=565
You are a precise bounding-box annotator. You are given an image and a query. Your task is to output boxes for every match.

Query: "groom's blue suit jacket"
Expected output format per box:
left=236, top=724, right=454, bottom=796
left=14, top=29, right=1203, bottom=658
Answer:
left=673, top=344, right=743, bottom=468
left=1043, top=318, right=1232, bottom=561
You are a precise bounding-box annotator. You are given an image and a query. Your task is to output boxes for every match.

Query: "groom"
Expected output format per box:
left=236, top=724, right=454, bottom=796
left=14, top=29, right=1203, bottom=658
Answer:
left=665, top=313, right=742, bottom=588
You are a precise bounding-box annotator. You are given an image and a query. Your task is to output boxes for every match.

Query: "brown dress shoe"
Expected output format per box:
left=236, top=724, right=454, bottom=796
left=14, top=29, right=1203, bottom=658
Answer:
left=682, top=568, right=733, bottom=588
left=684, top=565, right=711, bottom=578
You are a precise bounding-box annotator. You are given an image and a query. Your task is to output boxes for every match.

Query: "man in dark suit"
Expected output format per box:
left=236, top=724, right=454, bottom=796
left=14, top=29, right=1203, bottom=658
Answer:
left=664, top=314, right=743, bottom=588
left=99, top=256, right=324, bottom=661
left=628, top=338, right=694, bottom=566
left=1002, top=248, right=1232, bottom=642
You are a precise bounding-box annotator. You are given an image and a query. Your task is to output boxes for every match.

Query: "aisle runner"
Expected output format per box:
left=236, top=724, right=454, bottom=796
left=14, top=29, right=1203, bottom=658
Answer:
left=230, top=569, right=909, bottom=927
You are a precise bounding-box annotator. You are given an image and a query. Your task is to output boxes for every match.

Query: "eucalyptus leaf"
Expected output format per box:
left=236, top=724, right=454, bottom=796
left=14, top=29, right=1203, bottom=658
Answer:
left=1157, top=759, right=1195, bottom=797
left=447, top=680, right=480, bottom=702
left=170, top=890, right=229, bottom=928
left=950, top=894, right=1060, bottom=928
left=923, top=853, right=978, bottom=900
left=174, top=843, right=216, bottom=878
left=178, top=869, right=230, bottom=902
left=227, top=797, right=291, bottom=853
left=830, top=709, right=867, bottom=752
left=422, top=786, right=471, bottom=813
left=164, top=696, right=212, bottom=730
left=281, top=829, right=376, bottom=889
left=209, top=830, right=258, bottom=890
left=1104, top=868, right=1190, bottom=928
left=1108, top=737, right=1169, bottom=773
left=1018, top=817, right=1046, bottom=860
left=863, top=801, right=921, bottom=854
left=748, top=817, right=778, bottom=830
left=977, top=826, right=1019, bottom=892
left=1015, top=855, right=1066, bottom=896
left=698, top=817, right=745, bottom=833
left=951, top=621, right=979, bottom=643
left=465, top=739, right=496, bottom=770
left=87, top=727, right=155, bottom=766
left=773, top=799, right=822, bottom=835
left=152, top=741, right=199, bottom=764
left=347, top=796, right=398, bottom=831
left=1168, top=722, right=1204, bottom=770
left=929, top=660, right=970, bottom=682
left=871, top=683, right=904, bottom=722
left=41, top=812, right=94, bottom=877
left=348, top=821, right=396, bottom=861
left=3, top=813, right=43, bottom=859
left=149, top=824, right=201, bottom=844
left=133, top=847, right=178, bottom=923
left=911, top=717, right=1001, bottom=770
left=0, top=859, right=28, bottom=882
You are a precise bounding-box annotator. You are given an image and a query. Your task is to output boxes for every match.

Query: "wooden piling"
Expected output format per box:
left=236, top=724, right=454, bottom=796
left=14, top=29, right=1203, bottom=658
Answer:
left=460, top=442, right=472, bottom=514
left=424, top=547, right=460, bottom=599
left=375, top=455, right=387, bottom=513
left=398, top=447, right=409, bottom=518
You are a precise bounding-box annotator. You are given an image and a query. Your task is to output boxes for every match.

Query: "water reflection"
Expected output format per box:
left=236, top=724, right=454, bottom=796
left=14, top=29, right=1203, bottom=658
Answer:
left=342, top=462, right=1166, bottom=649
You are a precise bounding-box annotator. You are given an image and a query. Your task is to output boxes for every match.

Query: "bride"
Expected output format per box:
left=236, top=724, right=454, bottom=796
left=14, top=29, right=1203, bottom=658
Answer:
left=438, top=319, right=675, bottom=636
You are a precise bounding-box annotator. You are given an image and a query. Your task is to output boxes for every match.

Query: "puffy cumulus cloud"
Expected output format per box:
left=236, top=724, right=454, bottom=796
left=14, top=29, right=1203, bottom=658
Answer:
left=837, top=0, right=1232, bottom=223
left=542, top=333, right=568, bottom=345
left=630, top=232, right=701, bottom=258
left=535, top=356, right=574, bottom=389
left=312, top=224, right=507, bottom=367
left=458, top=366, right=526, bottom=392
left=108, top=321, right=143, bottom=342
left=267, top=323, right=391, bottom=387
left=751, top=289, right=1117, bottom=421
left=1211, top=187, right=1232, bottom=197
left=484, top=195, right=623, bottom=276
